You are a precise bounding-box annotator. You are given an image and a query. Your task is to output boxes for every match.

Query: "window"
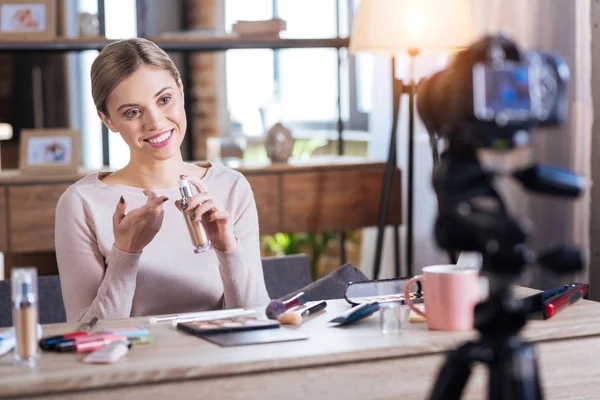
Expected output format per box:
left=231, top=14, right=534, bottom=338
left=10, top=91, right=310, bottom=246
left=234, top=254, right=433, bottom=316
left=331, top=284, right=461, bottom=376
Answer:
left=76, top=0, right=137, bottom=169
left=224, top=0, right=371, bottom=140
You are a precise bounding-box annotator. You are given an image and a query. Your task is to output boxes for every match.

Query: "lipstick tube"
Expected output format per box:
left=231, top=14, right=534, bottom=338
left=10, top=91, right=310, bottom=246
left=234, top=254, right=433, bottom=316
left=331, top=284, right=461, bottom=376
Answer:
left=179, top=176, right=212, bottom=253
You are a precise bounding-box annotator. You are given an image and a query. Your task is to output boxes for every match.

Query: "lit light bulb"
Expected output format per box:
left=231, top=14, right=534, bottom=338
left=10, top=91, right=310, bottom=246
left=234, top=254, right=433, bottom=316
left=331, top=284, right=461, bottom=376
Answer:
left=0, top=123, right=12, bottom=140
left=404, top=5, right=429, bottom=39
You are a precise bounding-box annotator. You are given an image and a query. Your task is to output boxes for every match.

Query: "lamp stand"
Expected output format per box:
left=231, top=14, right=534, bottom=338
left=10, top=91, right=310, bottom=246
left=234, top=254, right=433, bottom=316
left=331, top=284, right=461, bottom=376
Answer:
left=372, top=49, right=419, bottom=280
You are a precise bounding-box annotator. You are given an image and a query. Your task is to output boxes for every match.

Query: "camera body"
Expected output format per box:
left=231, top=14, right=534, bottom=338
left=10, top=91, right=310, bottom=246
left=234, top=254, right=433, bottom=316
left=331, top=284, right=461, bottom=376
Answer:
left=417, top=33, right=583, bottom=280
left=417, top=34, right=569, bottom=149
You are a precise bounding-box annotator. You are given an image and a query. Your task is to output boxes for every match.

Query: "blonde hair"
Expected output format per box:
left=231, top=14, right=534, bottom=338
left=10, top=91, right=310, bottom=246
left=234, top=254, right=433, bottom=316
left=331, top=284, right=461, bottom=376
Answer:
left=91, top=38, right=181, bottom=114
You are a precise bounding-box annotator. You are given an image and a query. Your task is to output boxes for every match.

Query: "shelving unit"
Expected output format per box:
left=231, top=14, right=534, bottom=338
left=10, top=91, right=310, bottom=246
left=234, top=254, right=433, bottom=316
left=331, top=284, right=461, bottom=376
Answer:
left=0, top=37, right=349, bottom=52
left=0, top=1, right=356, bottom=265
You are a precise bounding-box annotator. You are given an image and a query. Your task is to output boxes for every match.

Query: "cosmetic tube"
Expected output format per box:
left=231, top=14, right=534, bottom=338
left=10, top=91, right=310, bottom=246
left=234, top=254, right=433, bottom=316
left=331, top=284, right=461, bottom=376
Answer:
left=179, top=177, right=212, bottom=253
left=11, top=268, right=39, bottom=367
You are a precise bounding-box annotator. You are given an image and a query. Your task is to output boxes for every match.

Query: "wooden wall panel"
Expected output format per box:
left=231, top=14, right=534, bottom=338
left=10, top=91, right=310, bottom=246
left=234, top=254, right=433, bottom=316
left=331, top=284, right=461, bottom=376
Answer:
left=246, top=175, right=280, bottom=236
left=8, top=184, right=70, bottom=253
left=281, top=168, right=401, bottom=233
left=0, top=187, right=6, bottom=252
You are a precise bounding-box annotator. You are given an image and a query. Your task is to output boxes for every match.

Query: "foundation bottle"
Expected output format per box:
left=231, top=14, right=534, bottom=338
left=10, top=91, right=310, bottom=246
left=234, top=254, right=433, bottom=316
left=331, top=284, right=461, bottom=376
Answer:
left=11, top=267, right=39, bottom=367
left=179, top=176, right=212, bottom=253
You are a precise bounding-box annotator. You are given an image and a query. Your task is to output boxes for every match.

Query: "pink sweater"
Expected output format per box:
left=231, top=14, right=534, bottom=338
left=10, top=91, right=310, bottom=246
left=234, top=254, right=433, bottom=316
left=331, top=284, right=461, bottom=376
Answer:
left=55, top=163, right=270, bottom=322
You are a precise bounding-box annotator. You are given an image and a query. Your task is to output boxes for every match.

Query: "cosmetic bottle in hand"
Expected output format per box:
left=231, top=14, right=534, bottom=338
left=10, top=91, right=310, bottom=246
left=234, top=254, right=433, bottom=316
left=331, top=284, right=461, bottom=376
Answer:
left=179, top=176, right=212, bottom=253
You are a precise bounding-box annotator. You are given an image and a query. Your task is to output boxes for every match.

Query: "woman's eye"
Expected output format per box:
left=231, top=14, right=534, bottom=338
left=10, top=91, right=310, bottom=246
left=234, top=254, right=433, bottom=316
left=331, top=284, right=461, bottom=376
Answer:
left=125, top=109, right=140, bottom=118
left=159, top=96, right=171, bottom=105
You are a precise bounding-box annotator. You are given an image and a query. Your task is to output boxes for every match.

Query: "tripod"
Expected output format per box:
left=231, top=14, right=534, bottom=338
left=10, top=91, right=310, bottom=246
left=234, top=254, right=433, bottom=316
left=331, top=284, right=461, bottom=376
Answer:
left=426, top=141, right=584, bottom=399
left=429, top=283, right=542, bottom=400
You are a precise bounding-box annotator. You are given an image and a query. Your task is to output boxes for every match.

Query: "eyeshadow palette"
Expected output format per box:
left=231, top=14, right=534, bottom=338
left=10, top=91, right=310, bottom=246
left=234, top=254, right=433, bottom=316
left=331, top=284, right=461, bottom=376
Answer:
left=176, top=316, right=280, bottom=336
left=345, top=278, right=424, bottom=306
left=347, top=292, right=425, bottom=306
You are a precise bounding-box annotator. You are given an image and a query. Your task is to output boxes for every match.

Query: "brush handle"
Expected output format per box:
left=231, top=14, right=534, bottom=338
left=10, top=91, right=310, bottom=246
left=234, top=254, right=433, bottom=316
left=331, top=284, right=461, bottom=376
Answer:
left=301, top=301, right=327, bottom=317
left=282, top=292, right=308, bottom=310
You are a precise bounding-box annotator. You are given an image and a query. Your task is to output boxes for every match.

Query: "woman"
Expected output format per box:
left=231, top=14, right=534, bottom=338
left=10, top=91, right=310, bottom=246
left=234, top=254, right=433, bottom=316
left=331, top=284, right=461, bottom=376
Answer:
left=55, top=38, right=270, bottom=322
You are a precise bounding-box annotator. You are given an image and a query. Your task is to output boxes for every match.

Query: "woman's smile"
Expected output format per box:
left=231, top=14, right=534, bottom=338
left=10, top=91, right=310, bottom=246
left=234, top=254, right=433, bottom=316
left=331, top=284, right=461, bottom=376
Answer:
left=144, top=129, right=174, bottom=149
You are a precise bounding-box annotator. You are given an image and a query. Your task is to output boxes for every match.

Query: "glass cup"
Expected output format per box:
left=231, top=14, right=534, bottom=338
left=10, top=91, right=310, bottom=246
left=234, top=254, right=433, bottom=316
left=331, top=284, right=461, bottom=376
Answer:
left=379, top=301, right=402, bottom=335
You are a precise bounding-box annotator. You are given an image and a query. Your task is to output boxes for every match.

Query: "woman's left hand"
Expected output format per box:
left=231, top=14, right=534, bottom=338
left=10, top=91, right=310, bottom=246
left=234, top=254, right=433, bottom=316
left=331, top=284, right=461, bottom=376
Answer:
left=175, top=177, right=237, bottom=252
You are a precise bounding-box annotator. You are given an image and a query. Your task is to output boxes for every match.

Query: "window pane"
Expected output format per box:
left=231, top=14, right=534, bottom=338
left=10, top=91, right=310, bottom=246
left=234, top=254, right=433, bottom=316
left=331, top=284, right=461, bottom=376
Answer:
left=356, top=55, right=373, bottom=113
left=225, top=0, right=273, bottom=31
left=226, top=50, right=275, bottom=136
left=277, top=0, right=337, bottom=39
left=104, top=0, right=137, bottom=39
left=278, top=49, right=338, bottom=122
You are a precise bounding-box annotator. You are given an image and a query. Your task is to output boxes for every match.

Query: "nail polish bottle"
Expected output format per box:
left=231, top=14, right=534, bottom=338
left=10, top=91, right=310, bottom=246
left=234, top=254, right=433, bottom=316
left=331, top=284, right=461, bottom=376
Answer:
left=179, top=177, right=212, bottom=253
left=11, top=267, right=39, bottom=367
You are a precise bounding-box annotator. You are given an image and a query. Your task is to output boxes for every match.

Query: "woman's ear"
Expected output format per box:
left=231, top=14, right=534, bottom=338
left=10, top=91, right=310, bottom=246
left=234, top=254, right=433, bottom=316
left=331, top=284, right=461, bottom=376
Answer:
left=178, top=80, right=185, bottom=104
left=98, top=111, right=117, bottom=132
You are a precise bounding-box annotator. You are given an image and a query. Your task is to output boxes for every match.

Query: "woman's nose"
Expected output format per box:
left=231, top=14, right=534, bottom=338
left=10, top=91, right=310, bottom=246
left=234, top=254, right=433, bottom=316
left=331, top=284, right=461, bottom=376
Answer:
left=143, top=107, right=165, bottom=129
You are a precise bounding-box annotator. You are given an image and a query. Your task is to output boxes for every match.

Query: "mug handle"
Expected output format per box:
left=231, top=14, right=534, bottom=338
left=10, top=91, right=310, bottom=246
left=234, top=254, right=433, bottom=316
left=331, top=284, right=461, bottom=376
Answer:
left=404, top=275, right=426, bottom=319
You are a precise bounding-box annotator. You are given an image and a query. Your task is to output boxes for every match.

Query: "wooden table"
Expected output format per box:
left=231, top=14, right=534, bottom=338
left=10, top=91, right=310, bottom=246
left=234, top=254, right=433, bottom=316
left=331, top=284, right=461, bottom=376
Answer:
left=0, top=288, right=599, bottom=400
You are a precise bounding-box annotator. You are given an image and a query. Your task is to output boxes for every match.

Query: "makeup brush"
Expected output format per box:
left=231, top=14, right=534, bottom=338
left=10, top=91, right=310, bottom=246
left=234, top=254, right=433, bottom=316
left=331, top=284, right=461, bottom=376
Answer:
left=266, top=292, right=308, bottom=319
left=278, top=301, right=327, bottom=325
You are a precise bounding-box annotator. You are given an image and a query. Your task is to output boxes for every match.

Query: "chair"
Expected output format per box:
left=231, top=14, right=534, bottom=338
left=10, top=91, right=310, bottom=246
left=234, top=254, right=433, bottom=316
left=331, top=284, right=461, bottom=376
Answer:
left=0, top=275, right=67, bottom=328
left=290, top=263, right=369, bottom=301
left=261, top=254, right=313, bottom=299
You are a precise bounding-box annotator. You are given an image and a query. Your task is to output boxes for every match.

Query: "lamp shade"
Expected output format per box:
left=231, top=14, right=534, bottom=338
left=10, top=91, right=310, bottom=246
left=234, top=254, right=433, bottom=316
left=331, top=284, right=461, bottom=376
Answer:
left=350, top=0, right=474, bottom=55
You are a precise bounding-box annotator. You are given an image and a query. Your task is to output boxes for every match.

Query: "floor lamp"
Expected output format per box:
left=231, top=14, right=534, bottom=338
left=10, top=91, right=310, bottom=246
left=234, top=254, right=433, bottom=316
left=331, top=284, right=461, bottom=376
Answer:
left=349, top=0, right=473, bottom=279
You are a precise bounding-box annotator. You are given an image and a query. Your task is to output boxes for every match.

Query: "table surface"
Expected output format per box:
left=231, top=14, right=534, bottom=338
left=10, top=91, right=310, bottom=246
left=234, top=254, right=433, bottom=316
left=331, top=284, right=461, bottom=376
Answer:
left=0, top=287, right=598, bottom=398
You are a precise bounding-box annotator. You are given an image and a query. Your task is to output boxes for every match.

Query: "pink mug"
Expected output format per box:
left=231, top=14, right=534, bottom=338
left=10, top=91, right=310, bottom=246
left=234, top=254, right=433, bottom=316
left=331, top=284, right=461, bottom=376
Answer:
left=404, top=264, right=480, bottom=331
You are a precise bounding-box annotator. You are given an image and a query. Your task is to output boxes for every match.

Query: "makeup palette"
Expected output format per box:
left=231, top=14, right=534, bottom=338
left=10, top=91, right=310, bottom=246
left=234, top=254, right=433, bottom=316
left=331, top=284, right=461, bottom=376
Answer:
left=176, top=316, right=279, bottom=336
left=345, top=278, right=424, bottom=306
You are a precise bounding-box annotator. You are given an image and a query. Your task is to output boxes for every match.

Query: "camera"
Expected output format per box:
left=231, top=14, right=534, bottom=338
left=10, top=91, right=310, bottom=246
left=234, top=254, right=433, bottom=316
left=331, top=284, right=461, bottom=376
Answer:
left=416, top=34, right=570, bottom=149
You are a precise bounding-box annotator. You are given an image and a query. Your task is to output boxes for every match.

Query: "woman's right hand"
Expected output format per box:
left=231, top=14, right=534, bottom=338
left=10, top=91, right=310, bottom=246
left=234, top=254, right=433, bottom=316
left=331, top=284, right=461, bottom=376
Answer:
left=113, top=190, right=169, bottom=254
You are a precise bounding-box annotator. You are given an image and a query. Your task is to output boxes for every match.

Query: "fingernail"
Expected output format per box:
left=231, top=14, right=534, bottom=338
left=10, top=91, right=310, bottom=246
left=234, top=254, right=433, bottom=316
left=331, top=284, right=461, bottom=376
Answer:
left=120, top=196, right=124, bottom=204
left=162, top=197, right=169, bottom=203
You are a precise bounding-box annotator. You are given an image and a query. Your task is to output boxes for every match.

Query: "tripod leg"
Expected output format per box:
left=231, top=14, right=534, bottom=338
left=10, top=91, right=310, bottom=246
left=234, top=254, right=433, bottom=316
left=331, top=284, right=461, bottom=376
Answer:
left=429, top=342, right=475, bottom=400
left=488, top=339, right=543, bottom=400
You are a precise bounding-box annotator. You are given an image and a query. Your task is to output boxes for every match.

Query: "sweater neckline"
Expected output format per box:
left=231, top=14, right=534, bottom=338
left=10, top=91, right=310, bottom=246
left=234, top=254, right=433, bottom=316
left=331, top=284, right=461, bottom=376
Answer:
left=93, top=162, right=216, bottom=196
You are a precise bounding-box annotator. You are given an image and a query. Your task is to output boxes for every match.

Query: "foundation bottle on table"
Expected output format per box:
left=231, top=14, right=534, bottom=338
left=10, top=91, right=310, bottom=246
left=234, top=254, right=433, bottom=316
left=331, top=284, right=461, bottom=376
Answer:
left=11, top=267, right=39, bottom=367
left=179, top=176, right=212, bottom=253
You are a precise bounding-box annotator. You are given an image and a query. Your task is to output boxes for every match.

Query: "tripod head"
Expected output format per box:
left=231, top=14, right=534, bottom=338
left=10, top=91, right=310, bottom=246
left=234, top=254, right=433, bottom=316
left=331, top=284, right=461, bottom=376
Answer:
left=433, top=141, right=585, bottom=284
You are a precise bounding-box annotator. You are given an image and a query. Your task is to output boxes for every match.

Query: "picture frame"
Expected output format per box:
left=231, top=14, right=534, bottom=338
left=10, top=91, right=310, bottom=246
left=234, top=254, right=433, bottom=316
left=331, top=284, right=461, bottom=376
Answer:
left=19, top=128, right=80, bottom=174
left=0, top=0, right=56, bottom=41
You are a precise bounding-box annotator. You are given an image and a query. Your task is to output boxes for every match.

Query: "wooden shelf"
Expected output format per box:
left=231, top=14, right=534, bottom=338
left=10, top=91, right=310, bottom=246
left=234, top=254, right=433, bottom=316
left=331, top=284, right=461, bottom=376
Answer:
left=0, top=37, right=350, bottom=52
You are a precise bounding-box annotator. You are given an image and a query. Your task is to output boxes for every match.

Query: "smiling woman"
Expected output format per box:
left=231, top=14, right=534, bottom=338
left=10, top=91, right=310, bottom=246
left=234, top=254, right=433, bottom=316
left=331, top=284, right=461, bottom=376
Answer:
left=54, top=38, right=270, bottom=322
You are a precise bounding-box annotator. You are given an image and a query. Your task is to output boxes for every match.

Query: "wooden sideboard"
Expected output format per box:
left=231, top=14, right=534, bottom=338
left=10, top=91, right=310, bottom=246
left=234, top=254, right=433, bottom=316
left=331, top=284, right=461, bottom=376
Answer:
left=0, top=158, right=401, bottom=274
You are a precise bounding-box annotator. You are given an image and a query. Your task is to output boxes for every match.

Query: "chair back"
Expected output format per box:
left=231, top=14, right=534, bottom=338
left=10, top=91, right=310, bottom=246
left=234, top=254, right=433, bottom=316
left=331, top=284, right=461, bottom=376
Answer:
left=0, top=275, right=66, bottom=328
left=262, top=254, right=312, bottom=299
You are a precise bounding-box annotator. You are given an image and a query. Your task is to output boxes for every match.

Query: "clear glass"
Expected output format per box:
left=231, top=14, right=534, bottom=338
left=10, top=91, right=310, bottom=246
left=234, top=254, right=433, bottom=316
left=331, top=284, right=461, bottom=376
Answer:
left=11, top=267, right=39, bottom=367
left=379, top=302, right=402, bottom=335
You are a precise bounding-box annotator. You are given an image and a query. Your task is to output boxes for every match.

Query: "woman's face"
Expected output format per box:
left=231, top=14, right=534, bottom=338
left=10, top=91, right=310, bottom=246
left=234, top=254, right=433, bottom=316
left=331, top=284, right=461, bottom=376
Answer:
left=99, top=65, right=186, bottom=162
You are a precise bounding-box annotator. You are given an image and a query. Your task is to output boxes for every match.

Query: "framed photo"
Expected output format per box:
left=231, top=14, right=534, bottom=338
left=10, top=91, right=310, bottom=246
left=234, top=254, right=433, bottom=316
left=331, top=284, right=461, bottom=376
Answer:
left=0, top=0, right=56, bottom=41
left=19, top=129, right=80, bottom=174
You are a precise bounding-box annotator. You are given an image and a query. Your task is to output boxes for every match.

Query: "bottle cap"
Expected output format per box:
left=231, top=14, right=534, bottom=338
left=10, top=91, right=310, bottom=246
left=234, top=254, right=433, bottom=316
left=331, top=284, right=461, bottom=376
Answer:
left=178, top=178, right=194, bottom=199
left=11, top=267, right=38, bottom=305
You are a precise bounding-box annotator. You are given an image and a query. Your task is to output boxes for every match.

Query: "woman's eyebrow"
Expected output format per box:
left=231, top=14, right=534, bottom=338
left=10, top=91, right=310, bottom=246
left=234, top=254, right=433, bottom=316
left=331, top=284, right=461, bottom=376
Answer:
left=116, top=87, right=174, bottom=112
